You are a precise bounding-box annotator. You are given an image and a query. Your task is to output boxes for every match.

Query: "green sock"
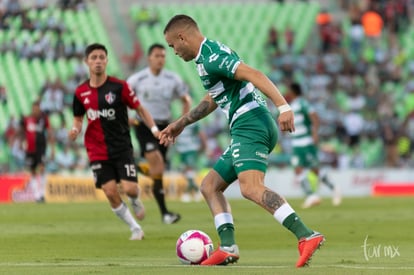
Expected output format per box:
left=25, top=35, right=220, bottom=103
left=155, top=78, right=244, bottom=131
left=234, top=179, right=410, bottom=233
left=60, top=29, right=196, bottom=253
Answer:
left=282, top=213, right=313, bottom=240
left=217, top=223, right=235, bottom=247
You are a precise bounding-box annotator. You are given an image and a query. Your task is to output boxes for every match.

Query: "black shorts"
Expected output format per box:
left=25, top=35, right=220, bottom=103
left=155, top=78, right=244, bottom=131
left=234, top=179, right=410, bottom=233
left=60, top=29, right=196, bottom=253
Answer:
left=25, top=151, right=45, bottom=171
left=134, top=121, right=169, bottom=161
left=90, top=155, right=138, bottom=188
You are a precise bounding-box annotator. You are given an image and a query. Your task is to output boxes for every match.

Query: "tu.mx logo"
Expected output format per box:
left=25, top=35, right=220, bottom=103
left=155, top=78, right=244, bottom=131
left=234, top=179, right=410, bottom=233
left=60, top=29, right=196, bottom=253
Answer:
left=361, top=235, right=400, bottom=261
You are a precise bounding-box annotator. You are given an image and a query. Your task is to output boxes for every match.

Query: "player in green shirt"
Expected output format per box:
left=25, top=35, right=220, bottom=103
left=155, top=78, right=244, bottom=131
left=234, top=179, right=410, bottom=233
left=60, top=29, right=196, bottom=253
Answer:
left=161, top=14, right=324, bottom=267
left=174, top=122, right=207, bottom=202
left=286, top=83, right=341, bottom=208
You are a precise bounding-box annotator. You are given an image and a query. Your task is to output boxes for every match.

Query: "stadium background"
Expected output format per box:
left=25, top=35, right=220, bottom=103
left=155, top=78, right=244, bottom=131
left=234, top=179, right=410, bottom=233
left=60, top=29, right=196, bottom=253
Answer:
left=1, top=0, right=414, bottom=202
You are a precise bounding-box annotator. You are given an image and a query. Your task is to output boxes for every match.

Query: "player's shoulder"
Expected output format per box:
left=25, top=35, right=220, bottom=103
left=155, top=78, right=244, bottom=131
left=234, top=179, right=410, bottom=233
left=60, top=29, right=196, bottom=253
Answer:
left=75, top=79, right=90, bottom=95
left=127, top=68, right=150, bottom=83
left=107, top=75, right=127, bottom=85
left=201, top=39, right=239, bottom=68
left=203, top=39, right=234, bottom=56
left=161, top=69, right=182, bottom=81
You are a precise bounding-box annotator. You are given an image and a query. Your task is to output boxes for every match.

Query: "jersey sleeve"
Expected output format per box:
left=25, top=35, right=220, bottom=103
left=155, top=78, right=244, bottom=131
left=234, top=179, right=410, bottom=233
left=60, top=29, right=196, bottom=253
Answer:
left=203, top=50, right=241, bottom=79
left=73, top=94, right=85, bottom=117
left=122, top=81, right=140, bottom=109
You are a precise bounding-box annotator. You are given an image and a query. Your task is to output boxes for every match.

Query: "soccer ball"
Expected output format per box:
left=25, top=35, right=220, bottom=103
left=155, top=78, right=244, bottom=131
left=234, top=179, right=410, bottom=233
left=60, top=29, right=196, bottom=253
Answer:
left=176, top=229, right=214, bottom=264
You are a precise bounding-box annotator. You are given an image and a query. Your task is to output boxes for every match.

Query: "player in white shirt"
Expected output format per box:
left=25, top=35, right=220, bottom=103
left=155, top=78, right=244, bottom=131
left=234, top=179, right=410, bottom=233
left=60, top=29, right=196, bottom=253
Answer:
left=127, top=43, right=191, bottom=224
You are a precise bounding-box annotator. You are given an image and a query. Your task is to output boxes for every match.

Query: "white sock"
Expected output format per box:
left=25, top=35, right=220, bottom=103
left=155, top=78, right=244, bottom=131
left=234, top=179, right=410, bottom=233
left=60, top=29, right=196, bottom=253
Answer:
left=112, top=202, right=141, bottom=231
left=38, top=174, right=46, bottom=198
left=273, top=203, right=295, bottom=225
left=214, top=212, right=234, bottom=229
left=30, top=176, right=42, bottom=201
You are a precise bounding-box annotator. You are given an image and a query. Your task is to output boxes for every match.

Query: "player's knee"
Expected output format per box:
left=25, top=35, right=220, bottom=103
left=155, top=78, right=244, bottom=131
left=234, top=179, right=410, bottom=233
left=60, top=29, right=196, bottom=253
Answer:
left=103, top=189, right=121, bottom=205
left=199, top=181, right=209, bottom=197
left=122, top=182, right=139, bottom=197
left=200, top=174, right=226, bottom=197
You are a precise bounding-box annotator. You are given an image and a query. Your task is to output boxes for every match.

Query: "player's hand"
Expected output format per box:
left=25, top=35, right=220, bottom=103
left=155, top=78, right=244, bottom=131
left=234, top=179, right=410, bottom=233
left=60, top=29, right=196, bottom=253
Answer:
left=159, top=122, right=184, bottom=146
left=68, top=128, right=79, bottom=141
left=278, top=110, right=295, bottom=132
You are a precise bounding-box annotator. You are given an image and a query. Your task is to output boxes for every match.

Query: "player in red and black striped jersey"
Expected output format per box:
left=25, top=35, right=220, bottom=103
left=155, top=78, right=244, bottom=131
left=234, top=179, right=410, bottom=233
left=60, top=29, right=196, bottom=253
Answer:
left=20, top=100, right=54, bottom=202
left=69, top=43, right=159, bottom=240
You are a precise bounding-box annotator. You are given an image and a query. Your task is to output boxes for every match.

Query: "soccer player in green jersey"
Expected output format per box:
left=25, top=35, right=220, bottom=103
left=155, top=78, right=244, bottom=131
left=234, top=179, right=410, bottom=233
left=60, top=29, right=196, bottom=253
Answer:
left=160, top=14, right=324, bottom=267
left=286, top=83, right=341, bottom=209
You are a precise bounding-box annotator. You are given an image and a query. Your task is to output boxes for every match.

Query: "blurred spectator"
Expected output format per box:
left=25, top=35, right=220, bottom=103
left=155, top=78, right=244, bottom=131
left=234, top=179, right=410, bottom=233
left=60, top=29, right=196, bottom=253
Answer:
left=265, top=26, right=279, bottom=58
left=4, top=115, right=18, bottom=147
left=133, top=5, right=159, bottom=27
left=73, top=56, right=88, bottom=79
left=0, top=84, right=7, bottom=105
left=316, top=9, right=332, bottom=53
left=378, top=112, right=401, bottom=167
left=73, top=143, right=88, bottom=171
left=39, top=79, right=66, bottom=122
left=31, top=37, right=45, bottom=59
left=316, top=8, right=332, bottom=26
left=364, top=84, right=380, bottom=114
left=54, top=32, right=66, bottom=59
left=5, top=0, right=22, bottom=17
left=348, top=7, right=364, bottom=59
left=46, top=12, right=65, bottom=32
left=55, top=119, right=69, bottom=147
left=10, top=133, right=25, bottom=172
left=55, top=143, right=76, bottom=171
left=342, top=109, right=365, bottom=148
left=20, top=12, right=35, bottom=31
left=34, top=0, right=47, bottom=11
left=361, top=8, right=383, bottom=45
left=19, top=40, right=32, bottom=59
left=401, top=109, right=414, bottom=155
left=64, top=40, right=84, bottom=59
left=58, top=0, right=86, bottom=10
left=347, top=90, right=366, bottom=112
left=284, top=25, right=294, bottom=52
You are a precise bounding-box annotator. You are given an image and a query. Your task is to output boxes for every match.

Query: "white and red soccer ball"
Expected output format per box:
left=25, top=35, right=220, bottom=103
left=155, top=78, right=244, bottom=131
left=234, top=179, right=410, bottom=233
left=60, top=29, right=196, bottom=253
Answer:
left=176, top=229, right=214, bottom=264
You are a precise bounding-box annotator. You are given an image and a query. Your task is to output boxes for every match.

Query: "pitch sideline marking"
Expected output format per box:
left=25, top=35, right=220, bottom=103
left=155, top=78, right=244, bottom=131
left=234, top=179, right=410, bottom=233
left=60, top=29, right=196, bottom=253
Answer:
left=0, top=262, right=414, bottom=270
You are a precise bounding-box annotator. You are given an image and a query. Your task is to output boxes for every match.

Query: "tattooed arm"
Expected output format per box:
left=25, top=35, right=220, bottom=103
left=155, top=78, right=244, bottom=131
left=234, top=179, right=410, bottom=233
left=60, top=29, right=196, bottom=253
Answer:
left=159, top=94, right=217, bottom=146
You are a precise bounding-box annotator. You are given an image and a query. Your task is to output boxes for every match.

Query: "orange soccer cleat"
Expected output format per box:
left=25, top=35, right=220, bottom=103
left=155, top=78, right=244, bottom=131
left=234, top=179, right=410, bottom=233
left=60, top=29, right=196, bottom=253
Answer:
left=201, top=244, right=239, bottom=266
left=296, top=232, right=325, bottom=267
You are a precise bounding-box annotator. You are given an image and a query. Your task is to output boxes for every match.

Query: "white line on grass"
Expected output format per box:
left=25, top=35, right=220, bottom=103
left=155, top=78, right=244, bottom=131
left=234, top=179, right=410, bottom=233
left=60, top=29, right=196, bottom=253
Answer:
left=0, top=262, right=288, bottom=268
left=1, top=262, right=414, bottom=270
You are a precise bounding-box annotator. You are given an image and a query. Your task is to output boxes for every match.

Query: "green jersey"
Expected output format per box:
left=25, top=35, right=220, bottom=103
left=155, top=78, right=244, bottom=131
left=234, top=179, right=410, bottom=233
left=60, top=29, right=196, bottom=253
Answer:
left=290, top=97, right=315, bottom=147
left=175, top=123, right=202, bottom=153
left=195, top=38, right=268, bottom=128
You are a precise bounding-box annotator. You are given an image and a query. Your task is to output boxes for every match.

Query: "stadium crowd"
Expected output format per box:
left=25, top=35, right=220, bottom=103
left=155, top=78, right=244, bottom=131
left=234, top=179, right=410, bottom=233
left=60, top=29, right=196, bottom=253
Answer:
left=1, top=0, right=414, bottom=176
left=265, top=0, right=414, bottom=169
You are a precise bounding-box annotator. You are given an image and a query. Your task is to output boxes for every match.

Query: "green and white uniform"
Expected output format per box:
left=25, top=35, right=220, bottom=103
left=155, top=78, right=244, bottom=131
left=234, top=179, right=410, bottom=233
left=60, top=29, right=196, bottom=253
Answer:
left=195, top=38, right=278, bottom=183
left=175, top=123, right=202, bottom=168
left=289, top=97, right=318, bottom=168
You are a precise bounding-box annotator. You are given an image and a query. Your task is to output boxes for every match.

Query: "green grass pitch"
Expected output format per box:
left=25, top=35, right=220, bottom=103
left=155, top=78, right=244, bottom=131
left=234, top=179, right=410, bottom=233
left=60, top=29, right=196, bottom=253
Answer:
left=0, top=197, right=413, bottom=274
